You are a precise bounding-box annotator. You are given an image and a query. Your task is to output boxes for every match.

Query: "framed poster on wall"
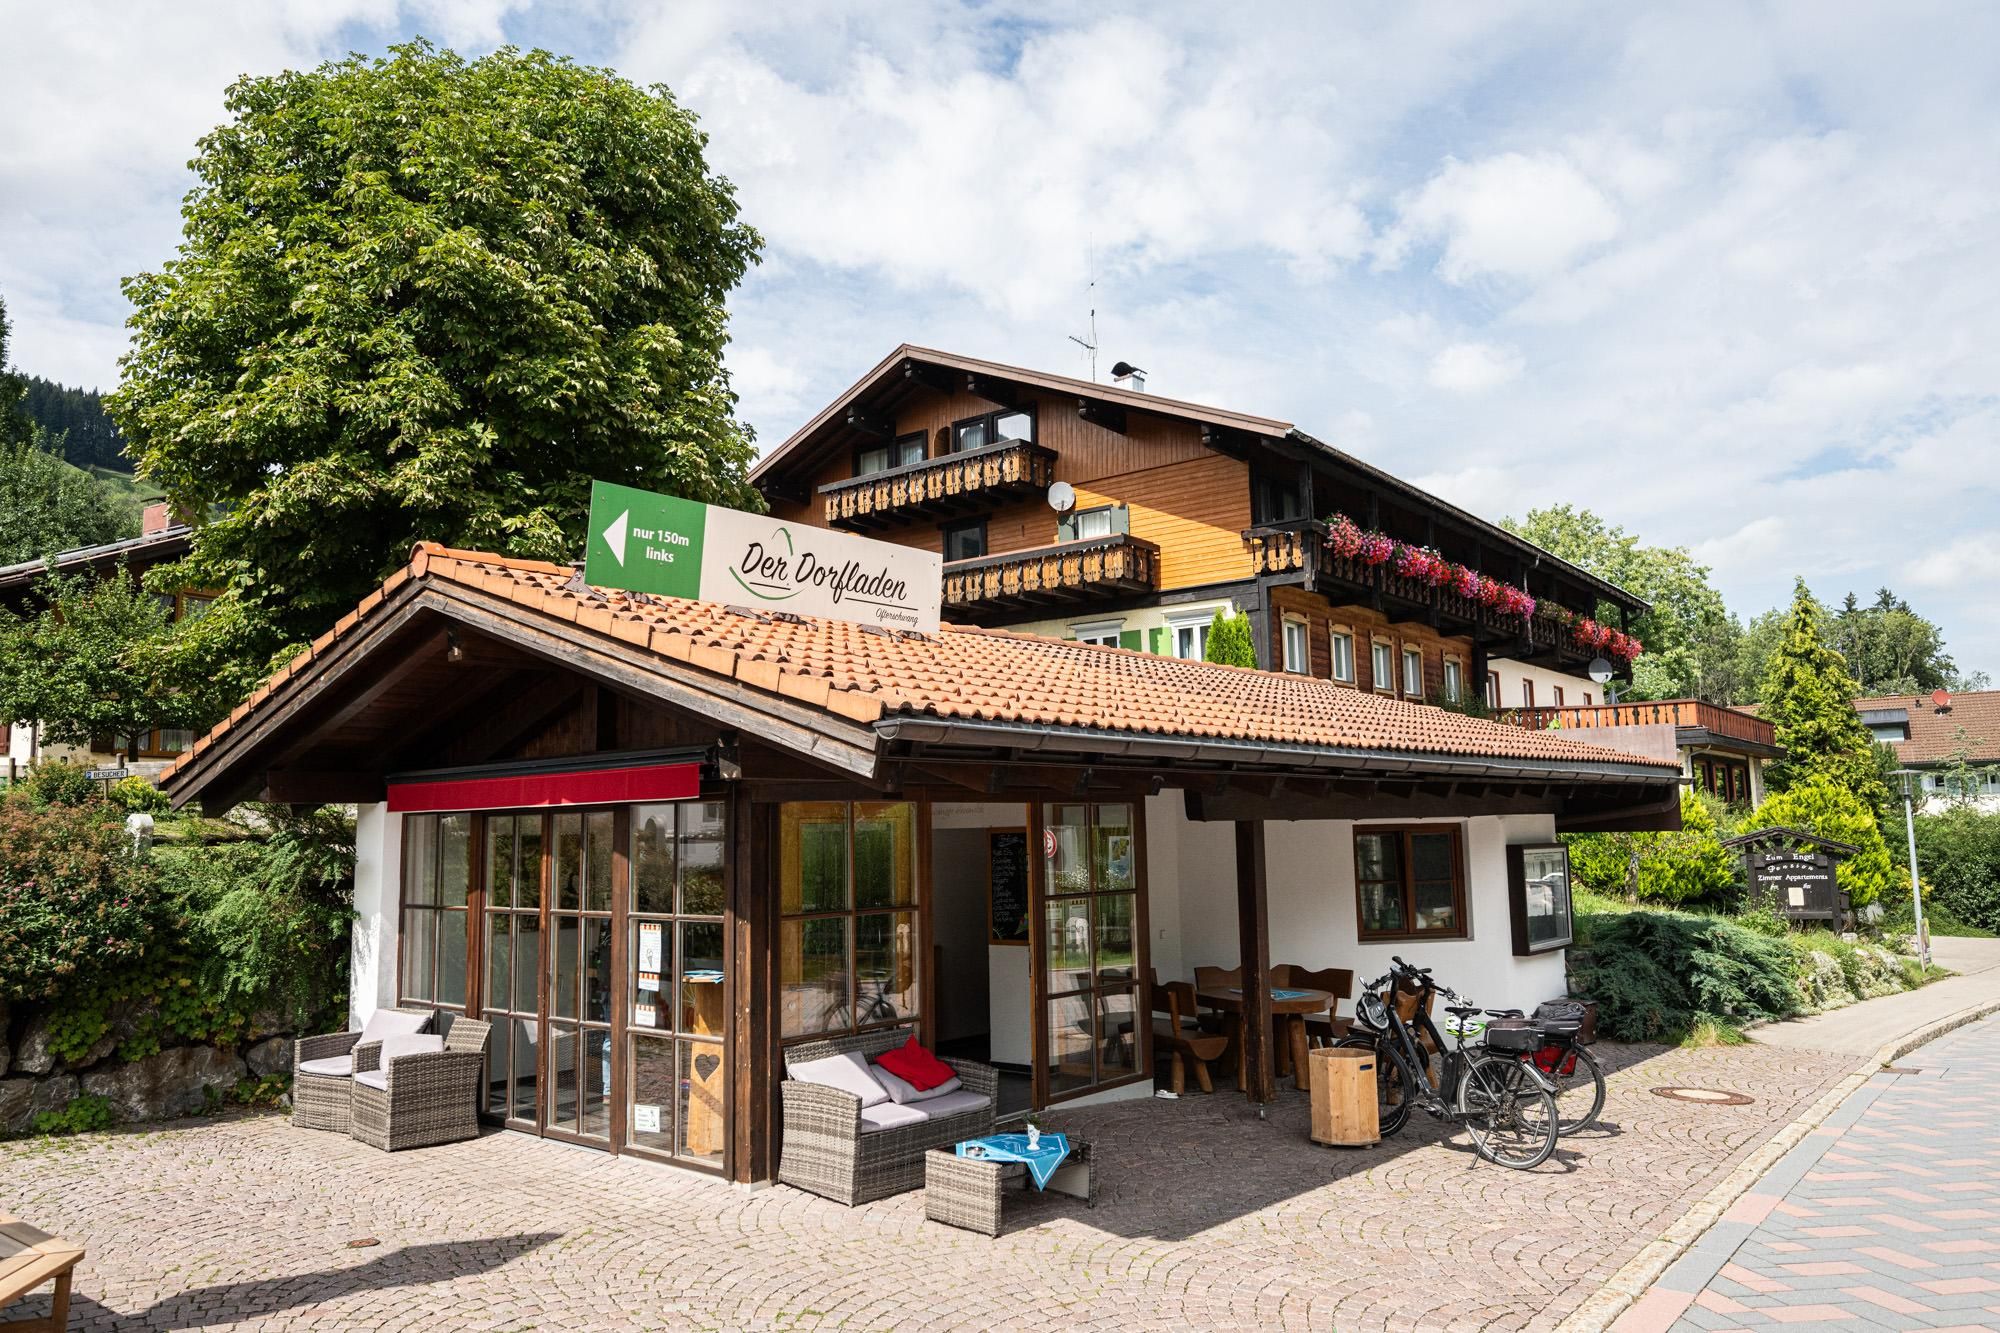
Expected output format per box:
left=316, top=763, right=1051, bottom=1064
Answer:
left=1506, top=843, right=1574, bottom=956
left=988, top=827, right=1029, bottom=945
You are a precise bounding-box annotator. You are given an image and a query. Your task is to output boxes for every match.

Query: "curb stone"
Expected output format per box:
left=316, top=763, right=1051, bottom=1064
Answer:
left=1556, top=996, right=2000, bottom=1333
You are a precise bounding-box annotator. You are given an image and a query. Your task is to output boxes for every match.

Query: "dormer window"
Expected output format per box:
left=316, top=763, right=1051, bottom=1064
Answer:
left=953, top=408, right=1034, bottom=453
left=856, top=432, right=925, bottom=476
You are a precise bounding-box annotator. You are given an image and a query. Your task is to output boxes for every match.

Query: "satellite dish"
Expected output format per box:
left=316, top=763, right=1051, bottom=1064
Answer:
left=1933, top=689, right=1953, bottom=710
left=1047, top=481, right=1077, bottom=513
left=1587, top=657, right=1615, bottom=685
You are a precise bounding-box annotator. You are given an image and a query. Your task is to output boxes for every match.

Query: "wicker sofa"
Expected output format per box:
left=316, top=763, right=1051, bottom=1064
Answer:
left=778, top=1030, right=998, bottom=1206
left=349, top=1017, right=490, bottom=1152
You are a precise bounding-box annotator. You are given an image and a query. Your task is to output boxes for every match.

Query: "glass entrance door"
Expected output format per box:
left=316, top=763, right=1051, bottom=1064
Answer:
left=1036, top=802, right=1149, bottom=1102
left=480, top=813, right=543, bottom=1127
left=546, top=810, right=616, bottom=1142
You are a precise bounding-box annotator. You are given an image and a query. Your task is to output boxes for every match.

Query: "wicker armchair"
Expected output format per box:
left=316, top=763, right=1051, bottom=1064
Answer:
left=779, top=1030, right=998, bottom=1206
left=349, top=1017, right=491, bottom=1152
left=292, top=1006, right=435, bottom=1134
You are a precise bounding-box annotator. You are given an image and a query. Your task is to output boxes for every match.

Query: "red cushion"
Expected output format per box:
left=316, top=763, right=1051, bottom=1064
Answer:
left=874, top=1036, right=955, bottom=1092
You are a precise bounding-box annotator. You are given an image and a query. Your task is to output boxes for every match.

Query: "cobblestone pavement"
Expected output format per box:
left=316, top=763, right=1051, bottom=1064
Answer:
left=1614, top=1015, right=2000, bottom=1332
left=2, top=1039, right=1851, bottom=1333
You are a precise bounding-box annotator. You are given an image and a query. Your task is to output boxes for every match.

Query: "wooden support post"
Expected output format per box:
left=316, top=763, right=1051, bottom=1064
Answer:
left=1235, top=819, right=1275, bottom=1105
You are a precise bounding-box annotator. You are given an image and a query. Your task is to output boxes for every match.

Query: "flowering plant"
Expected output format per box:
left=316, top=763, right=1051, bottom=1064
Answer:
left=1356, top=531, right=1394, bottom=566
left=1607, top=631, right=1644, bottom=662
left=1394, top=544, right=1449, bottom=585
left=1497, top=585, right=1536, bottom=618
left=1326, top=513, right=1365, bottom=559
left=1450, top=563, right=1488, bottom=602
left=1572, top=617, right=1610, bottom=651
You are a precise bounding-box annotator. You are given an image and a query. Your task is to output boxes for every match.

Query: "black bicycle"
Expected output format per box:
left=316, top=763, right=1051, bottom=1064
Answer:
left=1336, top=957, right=1560, bottom=1169
left=1483, top=999, right=1606, bottom=1135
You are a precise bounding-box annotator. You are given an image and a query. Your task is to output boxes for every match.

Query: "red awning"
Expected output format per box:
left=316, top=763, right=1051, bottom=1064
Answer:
left=387, top=761, right=701, bottom=814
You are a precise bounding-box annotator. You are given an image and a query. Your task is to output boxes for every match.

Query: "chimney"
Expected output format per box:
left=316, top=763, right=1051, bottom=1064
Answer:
left=141, top=502, right=173, bottom=536
left=1111, top=360, right=1147, bottom=393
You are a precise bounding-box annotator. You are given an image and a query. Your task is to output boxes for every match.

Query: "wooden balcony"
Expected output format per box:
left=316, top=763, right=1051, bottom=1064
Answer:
left=943, top=534, right=1161, bottom=623
left=1244, top=519, right=1587, bottom=665
left=820, top=439, right=1058, bottom=531
left=1495, top=700, right=1778, bottom=754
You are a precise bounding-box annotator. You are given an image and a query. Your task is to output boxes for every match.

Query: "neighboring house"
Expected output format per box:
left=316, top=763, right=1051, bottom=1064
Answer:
left=0, top=502, right=204, bottom=780
left=749, top=346, right=1638, bottom=708
left=1856, top=690, right=2000, bottom=811
left=1495, top=698, right=1778, bottom=808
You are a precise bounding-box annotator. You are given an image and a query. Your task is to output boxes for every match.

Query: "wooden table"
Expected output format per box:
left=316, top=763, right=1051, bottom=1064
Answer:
left=1195, top=987, right=1335, bottom=1091
left=0, top=1215, right=84, bottom=1333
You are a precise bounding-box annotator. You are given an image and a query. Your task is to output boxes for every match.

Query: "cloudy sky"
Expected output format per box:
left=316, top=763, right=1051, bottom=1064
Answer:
left=3, top=2, right=1996, bottom=678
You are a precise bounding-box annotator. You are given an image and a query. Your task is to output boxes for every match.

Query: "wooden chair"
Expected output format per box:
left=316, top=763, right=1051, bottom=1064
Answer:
left=1190, top=964, right=1245, bottom=1083
left=1293, top=967, right=1356, bottom=1048
left=1149, top=979, right=1230, bottom=1095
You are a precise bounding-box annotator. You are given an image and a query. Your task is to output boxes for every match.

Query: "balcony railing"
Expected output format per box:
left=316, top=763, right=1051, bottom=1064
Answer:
left=1244, top=519, right=1584, bottom=661
left=1495, top=700, right=1776, bottom=750
left=943, top=533, right=1160, bottom=621
left=821, top=439, right=1058, bottom=531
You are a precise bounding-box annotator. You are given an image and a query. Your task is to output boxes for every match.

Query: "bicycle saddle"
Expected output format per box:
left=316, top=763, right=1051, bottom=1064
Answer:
left=1444, top=1004, right=1482, bottom=1017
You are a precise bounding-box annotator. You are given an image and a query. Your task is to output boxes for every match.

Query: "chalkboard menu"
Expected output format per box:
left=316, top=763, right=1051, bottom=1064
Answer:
left=1750, top=851, right=1842, bottom=921
left=988, top=828, right=1030, bottom=945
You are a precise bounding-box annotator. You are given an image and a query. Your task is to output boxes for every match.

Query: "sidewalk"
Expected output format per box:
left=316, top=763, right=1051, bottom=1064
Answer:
left=1752, top=936, right=2000, bottom=1058
left=1612, top=1013, right=2000, bottom=1330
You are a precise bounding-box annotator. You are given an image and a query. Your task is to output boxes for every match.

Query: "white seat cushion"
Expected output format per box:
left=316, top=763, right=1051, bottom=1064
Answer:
left=908, top=1089, right=991, bottom=1120
left=296, top=1055, right=353, bottom=1079
left=871, top=1064, right=964, bottom=1105
left=858, top=1101, right=931, bottom=1134
left=352, top=1069, right=389, bottom=1092
left=786, top=1051, right=890, bottom=1108
left=358, top=1007, right=430, bottom=1045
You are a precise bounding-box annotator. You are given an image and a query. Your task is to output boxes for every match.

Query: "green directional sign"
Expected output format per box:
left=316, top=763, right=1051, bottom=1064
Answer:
left=583, top=480, right=943, bottom=632
left=584, top=481, right=709, bottom=599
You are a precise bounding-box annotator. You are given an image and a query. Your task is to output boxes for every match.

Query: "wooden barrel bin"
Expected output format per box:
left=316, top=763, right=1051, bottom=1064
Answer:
left=1309, top=1046, right=1381, bottom=1148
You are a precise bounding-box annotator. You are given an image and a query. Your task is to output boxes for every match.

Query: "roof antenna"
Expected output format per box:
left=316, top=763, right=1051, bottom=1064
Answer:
left=1067, top=240, right=1098, bottom=381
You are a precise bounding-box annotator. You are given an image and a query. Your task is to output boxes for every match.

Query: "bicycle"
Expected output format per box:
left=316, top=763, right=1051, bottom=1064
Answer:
left=1335, top=957, right=1560, bottom=1169
left=1483, top=999, right=1606, bottom=1136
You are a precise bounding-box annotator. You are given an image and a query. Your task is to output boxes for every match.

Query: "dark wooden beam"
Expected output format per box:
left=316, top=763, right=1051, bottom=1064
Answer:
left=1076, top=397, right=1127, bottom=434
left=437, top=674, right=589, bottom=768
left=1236, top=820, right=1275, bottom=1105
left=259, top=769, right=385, bottom=805
left=266, top=625, right=452, bottom=766
left=964, top=372, right=1022, bottom=409
left=901, top=358, right=955, bottom=394
left=845, top=405, right=896, bottom=439
left=756, top=476, right=810, bottom=508
left=1201, top=423, right=1254, bottom=459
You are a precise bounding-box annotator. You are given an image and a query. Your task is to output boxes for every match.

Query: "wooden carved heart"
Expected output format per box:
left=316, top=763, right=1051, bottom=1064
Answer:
left=694, top=1052, right=720, bottom=1081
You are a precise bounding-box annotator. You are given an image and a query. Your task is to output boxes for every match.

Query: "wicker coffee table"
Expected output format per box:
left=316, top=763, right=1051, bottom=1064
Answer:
left=924, top=1140, right=1095, bottom=1236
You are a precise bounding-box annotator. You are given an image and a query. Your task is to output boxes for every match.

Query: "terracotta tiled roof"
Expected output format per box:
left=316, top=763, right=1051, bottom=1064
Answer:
left=162, top=543, right=1676, bottom=784
left=1853, top=691, right=2000, bottom=765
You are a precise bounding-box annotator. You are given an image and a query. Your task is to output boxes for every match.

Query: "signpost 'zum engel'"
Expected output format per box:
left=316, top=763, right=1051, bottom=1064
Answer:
left=584, top=481, right=943, bottom=634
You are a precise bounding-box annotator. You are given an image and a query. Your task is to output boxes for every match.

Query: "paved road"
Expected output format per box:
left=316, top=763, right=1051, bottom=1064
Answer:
left=1615, top=1013, right=2000, bottom=1331
left=1753, top=936, right=2000, bottom=1058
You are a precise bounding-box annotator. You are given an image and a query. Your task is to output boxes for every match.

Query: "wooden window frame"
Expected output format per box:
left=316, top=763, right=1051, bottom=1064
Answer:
left=1329, top=626, right=1356, bottom=684
left=1401, top=644, right=1424, bottom=698
left=1442, top=656, right=1464, bottom=703
left=941, top=517, right=988, bottom=563
left=1370, top=638, right=1395, bottom=695
left=397, top=811, right=475, bottom=1018
left=854, top=431, right=925, bottom=477
left=1353, top=823, right=1470, bottom=943
left=950, top=405, right=1037, bottom=454
left=778, top=801, right=923, bottom=1046
left=1485, top=672, right=1501, bottom=709
left=1552, top=685, right=1565, bottom=707
left=1522, top=679, right=1536, bottom=709
left=1281, top=616, right=1309, bottom=674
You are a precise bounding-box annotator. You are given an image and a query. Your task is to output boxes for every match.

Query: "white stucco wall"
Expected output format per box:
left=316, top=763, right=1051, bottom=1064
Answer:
left=351, top=801, right=402, bottom=1030
left=1148, top=799, right=1570, bottom=1017
left=1487, top=657, right=1603, bottom=709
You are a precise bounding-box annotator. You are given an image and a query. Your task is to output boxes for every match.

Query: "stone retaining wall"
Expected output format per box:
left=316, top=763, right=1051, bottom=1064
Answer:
left=0, top=998, right=296, bottom=1134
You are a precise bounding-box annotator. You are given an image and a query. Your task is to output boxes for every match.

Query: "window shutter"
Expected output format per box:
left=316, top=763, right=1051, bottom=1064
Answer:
left=1057, top=513, right=1077, bottom=542
left=1148, top=627, right=1168, bottom=655
left=1110, top=505, right=1130, bottom=535
left=1118, top=629, right=1141, bottom=651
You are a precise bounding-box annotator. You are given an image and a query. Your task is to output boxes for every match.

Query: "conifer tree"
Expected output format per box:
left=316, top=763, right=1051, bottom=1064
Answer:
left=1760, top=578, right=1891, bottom=810
left=1202, top=610, right=1258, bottom=668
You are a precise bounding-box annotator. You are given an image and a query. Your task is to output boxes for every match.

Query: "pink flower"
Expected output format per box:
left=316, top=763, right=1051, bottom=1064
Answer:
left=1356, top=532, right=1394, bottom=566
left=1325, top=514, right=1365, bottom=559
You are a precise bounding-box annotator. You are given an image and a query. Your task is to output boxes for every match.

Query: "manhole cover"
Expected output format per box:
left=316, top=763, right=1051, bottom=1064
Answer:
left=1651, top=1086, right=1755, bottom=1106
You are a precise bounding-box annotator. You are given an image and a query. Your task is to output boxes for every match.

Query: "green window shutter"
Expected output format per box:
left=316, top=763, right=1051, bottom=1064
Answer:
left=1148, top=626, right=1168, bottom=655
left=1118, top=629, right=1141, bottom=651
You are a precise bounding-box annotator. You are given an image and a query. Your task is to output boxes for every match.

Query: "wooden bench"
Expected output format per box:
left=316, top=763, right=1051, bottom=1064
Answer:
left=0, top=1215, right=84, bottom=1333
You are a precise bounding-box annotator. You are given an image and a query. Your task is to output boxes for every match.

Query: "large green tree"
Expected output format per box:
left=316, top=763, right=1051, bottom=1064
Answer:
left=109, top=41, right=764, bottom=655
left=1827, top=588, right=1971, bottom=695
left=1501, top=505, right=1739, bottom=701
left=0, top=295, right=129, bottom=562
left=1760, top=578, right=1892, bottom=810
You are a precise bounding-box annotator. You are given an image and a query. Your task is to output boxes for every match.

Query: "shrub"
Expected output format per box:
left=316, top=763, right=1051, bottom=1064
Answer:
left=15, top=760, right=103, bottom=809
left=1202, top=610, right=1257, bottom=667
left=1563, top=790, right=1736, bottom=904
left=110, top=775, right=169, bottom=813
left=1908, top=806, right=2000, bottom=934
left=28, top=1092, right=116, bottom=1138
left=1740, top=777, right=1897, bottom=906
left=0, top=799, right=159, bottom=1002
left=1570, top=908, right=1800, bottom=1041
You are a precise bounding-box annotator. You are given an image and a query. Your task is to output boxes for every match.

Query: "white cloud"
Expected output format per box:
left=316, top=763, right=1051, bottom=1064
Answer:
left=1427, top=341, right=1523, bottom=393
left=1379, top=151, right=1621, bottom=283
left=1905, top=534, right=1999, bottom=591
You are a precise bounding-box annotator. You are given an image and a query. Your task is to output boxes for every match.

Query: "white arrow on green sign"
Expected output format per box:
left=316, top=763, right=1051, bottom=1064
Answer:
left=584, top=481, right=942, bottom=633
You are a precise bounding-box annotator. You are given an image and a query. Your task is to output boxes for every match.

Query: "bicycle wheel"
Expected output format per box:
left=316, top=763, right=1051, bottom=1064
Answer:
left=1458, top=1054, right=1558, bottom=1169
left=1547, top=1044, right=1606, bottom=1135
left=1336, top=1034, right=1413, bottom=1137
